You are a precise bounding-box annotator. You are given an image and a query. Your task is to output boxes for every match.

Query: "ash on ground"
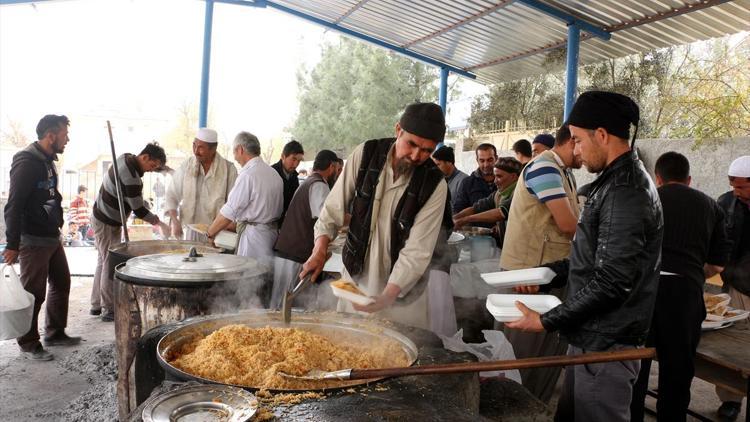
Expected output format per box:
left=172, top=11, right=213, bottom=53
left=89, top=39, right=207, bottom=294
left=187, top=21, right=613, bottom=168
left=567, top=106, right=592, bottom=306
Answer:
left=43, top=343, right=119, bottom=422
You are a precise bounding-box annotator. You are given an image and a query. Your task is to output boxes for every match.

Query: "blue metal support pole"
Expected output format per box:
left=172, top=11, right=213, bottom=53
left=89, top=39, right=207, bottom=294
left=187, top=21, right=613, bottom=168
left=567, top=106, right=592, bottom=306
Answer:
left=438, top=67, right=449, bottom=114
left=198, top=0, right=215, bottom=128
left=564, top=24, right=580, bottom=121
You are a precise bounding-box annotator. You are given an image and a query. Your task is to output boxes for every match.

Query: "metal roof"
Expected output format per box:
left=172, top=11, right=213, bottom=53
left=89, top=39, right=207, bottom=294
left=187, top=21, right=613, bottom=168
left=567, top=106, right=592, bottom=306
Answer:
left=268, top=0, right=750, bottom=83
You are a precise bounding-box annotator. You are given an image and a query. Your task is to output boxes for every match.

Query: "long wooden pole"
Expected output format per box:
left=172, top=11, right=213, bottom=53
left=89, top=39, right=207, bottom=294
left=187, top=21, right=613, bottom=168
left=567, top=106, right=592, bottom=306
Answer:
left=349, top=347, right=656, bottom=380
left=106, top=121, right=129, bottom=243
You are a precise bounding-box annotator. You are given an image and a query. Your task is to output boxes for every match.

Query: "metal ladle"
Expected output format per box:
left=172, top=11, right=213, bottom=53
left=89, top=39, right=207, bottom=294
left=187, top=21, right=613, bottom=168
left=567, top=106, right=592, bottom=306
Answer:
left=282, top=273, right=314, bottom=324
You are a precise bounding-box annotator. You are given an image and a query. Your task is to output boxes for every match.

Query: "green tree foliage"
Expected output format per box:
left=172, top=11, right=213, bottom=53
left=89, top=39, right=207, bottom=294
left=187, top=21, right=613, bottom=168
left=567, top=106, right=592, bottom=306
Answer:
left=292, top=38, right=439, bottom=156
left=469, top=76, right=564, bottom=133
left=470, top=34, right=750, bottom=142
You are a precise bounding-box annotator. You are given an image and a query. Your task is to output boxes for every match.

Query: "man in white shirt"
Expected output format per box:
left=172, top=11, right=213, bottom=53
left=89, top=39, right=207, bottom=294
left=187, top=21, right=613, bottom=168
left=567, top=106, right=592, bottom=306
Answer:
left=165, top=128, right=237, bottom=239
left=270, top=150, right=340, bottom=309
left=206, top=132, right=283, bottom=264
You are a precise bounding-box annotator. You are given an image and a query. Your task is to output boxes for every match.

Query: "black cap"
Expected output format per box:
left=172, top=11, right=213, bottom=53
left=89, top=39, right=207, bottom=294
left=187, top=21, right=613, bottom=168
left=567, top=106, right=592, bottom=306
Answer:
left=532, top=134, right=555, bottom=149
left=431, top=146, right=455, bottom=163
left=399, top=102, right=446, bottom=143
left=566, top=91, right=640, bottom=141
left=312, top=149, right=339, bottom=171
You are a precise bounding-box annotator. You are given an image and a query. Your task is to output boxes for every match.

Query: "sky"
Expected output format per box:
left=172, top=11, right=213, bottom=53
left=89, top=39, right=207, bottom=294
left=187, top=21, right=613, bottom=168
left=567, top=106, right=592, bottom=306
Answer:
left=0, top=0, right=487, bottom=170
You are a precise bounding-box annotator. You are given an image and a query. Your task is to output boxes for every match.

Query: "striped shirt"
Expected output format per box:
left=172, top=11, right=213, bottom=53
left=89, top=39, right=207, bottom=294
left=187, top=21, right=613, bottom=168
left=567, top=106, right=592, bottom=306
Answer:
left=93, top=153, right=159, bottom=227
left=523, top=152, right=567, bottom=203
left=69, top=195, right=91, bottom=225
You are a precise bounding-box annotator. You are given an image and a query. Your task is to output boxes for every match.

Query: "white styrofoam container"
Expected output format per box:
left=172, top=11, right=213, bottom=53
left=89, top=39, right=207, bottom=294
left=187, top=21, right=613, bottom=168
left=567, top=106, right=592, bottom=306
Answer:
left=214, top=230, right=238, bottom=250
left=480, top=267, right=556, bottom=288
left=331, top=283, right=375, bottom=306
left=485, top=294, right=562, bottom=322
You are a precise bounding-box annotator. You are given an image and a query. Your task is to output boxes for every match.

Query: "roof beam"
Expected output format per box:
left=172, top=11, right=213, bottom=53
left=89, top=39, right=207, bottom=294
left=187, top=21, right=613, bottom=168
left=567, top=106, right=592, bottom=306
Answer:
left=467, top=33, right=593, bottom=71
left=516, top=0, right=611, bottom=40
left=332, top=0, right=370, bottom=25
left=606, top=0, right=734, bottom=32
left=0, top=0, right=54, bottom=4
left=402, top=0, right=515, bottom=48
left=250, top=0, right=476, bottom=79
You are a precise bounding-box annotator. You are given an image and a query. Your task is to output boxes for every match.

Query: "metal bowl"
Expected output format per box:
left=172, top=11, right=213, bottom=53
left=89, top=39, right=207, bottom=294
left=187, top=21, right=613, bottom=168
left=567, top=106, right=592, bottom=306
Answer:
left=157, top=311, right=419, bottom=392
left=141, top=384, right=256, bottom=422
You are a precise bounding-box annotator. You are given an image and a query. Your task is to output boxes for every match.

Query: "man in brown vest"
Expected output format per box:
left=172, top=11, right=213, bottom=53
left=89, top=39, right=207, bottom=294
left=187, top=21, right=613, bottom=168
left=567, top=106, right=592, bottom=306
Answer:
left=271, top=150, right=340, bottom=310
left=300, top=102, right=453, bottom=331
left=500, top=124, right=581, bottom=402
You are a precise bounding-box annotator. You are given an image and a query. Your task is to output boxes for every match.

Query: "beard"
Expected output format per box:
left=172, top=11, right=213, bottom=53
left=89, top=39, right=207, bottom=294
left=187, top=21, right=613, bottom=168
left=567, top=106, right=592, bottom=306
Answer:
left=394, top=157, right=415, bottom=177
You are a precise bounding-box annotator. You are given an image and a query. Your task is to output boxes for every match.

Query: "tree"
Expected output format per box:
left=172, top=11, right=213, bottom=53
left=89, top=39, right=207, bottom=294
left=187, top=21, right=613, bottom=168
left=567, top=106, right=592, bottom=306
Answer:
left=291, top=38, right=439, bottom=156
left=161, top=101, right=216, bottom=155
left=469, top=33, right=750, bottom=143
left=1, top=119, right=31, bottom=148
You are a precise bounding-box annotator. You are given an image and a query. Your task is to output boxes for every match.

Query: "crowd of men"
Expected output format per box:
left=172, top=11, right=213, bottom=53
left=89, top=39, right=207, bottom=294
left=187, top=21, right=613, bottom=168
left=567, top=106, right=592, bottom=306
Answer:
left=3, top=93, right=749, bottom=420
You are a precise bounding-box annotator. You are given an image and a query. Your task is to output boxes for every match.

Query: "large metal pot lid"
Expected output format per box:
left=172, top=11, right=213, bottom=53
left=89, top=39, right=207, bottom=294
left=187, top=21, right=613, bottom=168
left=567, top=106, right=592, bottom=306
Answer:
left=115, top=249, right=266, bottom=286
left=108, top=240, right=221, bottom=257
left=142, top=383, right=257, bottom=422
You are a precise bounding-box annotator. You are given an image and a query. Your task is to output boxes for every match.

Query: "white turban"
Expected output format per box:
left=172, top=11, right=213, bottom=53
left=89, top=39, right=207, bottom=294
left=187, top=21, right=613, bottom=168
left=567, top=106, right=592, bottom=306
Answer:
left=728, top=156, right=750, bottom=178
left=195, top=128, right=218, bottom=144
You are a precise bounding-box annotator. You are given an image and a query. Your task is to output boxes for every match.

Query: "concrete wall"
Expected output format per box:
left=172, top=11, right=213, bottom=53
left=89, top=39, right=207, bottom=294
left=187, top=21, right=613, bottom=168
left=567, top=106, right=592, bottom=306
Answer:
left=457, top=137, right=749, bottom=200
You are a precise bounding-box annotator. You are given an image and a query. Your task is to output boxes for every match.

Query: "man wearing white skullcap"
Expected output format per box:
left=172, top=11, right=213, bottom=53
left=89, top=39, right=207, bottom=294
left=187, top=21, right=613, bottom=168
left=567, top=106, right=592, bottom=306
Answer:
left=165, top=128, right=238, bottom=239
left=713, top=155, right=750, bottom=420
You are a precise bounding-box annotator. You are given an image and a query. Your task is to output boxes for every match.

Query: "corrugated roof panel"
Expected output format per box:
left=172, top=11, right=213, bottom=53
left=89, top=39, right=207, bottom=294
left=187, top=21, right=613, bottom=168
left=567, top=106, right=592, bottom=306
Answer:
left=269, top=0, right=748, bottom=84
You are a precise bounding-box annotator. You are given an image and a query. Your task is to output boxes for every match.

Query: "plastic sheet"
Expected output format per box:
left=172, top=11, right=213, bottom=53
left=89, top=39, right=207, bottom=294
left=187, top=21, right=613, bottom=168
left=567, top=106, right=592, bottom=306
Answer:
left=439, top=328, right=522, bottom=383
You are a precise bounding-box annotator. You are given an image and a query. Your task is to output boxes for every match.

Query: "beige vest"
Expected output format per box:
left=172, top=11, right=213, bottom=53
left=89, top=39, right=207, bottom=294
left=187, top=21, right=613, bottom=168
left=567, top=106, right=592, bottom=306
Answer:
left=500, top=150, right=579, bottom=270
left=180, top=154, right=234, bottom=225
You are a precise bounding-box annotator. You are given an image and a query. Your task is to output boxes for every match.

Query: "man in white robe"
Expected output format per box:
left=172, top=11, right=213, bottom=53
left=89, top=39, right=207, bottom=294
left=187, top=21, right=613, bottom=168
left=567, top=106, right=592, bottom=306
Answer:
left=300, top=103, right=455, bottom=332
left=165, top=128, right=238, bottom=240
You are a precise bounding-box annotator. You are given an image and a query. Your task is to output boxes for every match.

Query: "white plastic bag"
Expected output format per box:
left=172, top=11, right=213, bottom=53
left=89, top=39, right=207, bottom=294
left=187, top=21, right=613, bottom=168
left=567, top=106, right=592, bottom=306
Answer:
left=439, top=328, right=522, bottom=383
left=0, top=264, right=35, bottom=340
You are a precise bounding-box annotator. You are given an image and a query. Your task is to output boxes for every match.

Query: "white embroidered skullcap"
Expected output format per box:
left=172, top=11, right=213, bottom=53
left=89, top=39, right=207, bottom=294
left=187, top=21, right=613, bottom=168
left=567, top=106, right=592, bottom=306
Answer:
left=195, top=128, right=218, bottom=144
left=728, top=156, right=750, bottom=178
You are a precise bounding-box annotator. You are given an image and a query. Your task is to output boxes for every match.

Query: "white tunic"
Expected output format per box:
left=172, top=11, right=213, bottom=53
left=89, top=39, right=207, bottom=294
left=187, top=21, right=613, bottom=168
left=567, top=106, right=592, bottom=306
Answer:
left=219, top=157, right=283, bottom=263
left=165, top=154, right=238, bottom=227
left=314, top=142, right=448, bottom=330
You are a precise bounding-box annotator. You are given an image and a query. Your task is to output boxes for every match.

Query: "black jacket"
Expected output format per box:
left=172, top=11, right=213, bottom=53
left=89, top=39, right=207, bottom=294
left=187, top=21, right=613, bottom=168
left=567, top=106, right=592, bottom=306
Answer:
left=452, top=169, right=496, bottom=214
left=272, top=160, right=299, bottom=222
left=540, top=151, right=663, bottom=351
left=717, top=191, right=750, bottom=295
left=4, top=142, right=64, bottom=250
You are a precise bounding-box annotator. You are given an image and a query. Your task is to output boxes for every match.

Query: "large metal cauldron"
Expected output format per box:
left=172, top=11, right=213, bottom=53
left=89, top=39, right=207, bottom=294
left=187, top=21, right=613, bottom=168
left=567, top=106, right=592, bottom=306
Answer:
left=107, top=240, right=222, bottom=279
left=112, top=247, right=267, bottom=420
left=156, top=311, right=419, bottom=392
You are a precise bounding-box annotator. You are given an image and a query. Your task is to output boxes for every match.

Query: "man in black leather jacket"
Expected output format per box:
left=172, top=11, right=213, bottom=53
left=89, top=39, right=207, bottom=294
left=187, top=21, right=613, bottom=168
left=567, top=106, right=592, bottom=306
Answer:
left=508, top=91, right=663, bottom=422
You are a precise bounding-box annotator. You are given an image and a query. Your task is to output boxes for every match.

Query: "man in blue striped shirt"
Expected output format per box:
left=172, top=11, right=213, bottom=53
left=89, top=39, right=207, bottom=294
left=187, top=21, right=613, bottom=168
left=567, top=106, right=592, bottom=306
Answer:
left=500, top=125, right=582, bottom=402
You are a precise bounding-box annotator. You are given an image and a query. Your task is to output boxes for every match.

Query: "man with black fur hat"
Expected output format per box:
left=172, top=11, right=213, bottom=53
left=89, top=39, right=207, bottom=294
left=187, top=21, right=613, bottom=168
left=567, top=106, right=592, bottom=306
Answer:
left=509, top=91, right=663, bottom=421
left=300, top=102, right=455, bottom=334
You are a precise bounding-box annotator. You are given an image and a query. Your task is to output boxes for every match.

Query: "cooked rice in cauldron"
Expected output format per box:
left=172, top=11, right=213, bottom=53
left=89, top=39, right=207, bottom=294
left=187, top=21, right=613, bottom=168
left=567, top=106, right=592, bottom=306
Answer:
left=168, top=324, right=410, bottom=389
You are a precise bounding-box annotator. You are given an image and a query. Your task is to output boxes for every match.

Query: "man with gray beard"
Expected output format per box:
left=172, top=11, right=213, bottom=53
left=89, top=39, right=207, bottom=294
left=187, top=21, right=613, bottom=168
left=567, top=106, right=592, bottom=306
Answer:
left=300, top=103, right=455, bottom=333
